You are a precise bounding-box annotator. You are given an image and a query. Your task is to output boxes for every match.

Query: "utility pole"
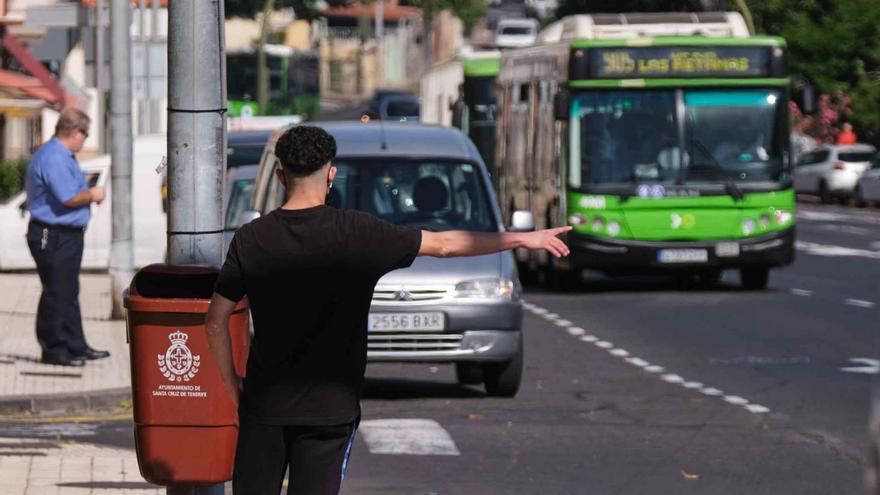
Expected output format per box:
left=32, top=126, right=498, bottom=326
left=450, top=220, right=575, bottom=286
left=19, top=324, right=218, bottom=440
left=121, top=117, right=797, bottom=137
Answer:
left=167, top=0, right=227, bottom=265
left=375, top=0, right=383, bottom=89
left=94, top=0, right=106, bottom=153
left=166, top=2, right=226, bottom=495
left=109, top=0, right=133, bottom=320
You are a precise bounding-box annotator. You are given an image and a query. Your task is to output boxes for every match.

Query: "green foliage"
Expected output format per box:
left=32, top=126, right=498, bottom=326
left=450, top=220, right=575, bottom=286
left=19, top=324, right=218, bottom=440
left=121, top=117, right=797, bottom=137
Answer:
left=0, top=157, right=29, bottom=203
left=745, top=0, right=880, bottom=144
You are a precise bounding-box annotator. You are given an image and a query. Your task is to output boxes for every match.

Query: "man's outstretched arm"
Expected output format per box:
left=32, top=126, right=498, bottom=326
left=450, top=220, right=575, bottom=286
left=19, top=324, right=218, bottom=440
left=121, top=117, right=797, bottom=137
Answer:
left=419, top=226, right=572, bottom=258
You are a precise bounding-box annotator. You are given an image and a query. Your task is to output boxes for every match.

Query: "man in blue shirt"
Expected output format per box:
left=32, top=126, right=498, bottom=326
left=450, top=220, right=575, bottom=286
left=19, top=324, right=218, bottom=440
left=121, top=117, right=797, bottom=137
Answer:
left=25, top=108, right=110, bottom=367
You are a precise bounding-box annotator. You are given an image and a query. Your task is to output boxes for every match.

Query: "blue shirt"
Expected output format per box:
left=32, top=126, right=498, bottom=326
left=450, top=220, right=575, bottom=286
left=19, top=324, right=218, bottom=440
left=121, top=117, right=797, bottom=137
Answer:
left=25, top=137, right=90, bottom=228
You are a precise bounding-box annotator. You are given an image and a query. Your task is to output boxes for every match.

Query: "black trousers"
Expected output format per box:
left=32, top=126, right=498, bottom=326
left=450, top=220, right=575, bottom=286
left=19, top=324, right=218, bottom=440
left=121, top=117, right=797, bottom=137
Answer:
left=233, top=415, right=359, bottom=495
left=26, top=221, right=89, bottom=360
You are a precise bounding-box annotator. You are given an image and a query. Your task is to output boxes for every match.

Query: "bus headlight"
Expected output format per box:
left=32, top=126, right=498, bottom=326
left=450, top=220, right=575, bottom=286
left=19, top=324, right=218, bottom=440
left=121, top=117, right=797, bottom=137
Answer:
left=775, top=210, right=792, bottom=225
left=569, top=214, right=587, bottom=226
left=454, top=278, right=516, bottom=299
left=591, top=216, right=605, bottom=232
left=606, top=220, right=621, bottom=236
left=741, top=218, right=756, bottom=235
left=759, top=215, right=771, bottom=229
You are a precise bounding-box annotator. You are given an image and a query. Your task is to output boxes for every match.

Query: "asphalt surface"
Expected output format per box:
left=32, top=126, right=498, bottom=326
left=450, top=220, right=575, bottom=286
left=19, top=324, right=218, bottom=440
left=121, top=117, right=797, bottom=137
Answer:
left=0, top=202, right=875, bottom=494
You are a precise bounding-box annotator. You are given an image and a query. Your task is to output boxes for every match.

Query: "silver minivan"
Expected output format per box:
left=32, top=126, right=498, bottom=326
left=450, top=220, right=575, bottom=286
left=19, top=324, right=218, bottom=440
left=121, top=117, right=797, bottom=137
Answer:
left=244, top=122, right=527, bottom=396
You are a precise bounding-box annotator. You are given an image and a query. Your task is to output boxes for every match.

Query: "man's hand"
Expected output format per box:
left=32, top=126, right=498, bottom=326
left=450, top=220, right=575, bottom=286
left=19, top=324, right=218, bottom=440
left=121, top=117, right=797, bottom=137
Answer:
left=89, top=186, right=105, bottom=205
left=519, top=226, right=572, bottom=258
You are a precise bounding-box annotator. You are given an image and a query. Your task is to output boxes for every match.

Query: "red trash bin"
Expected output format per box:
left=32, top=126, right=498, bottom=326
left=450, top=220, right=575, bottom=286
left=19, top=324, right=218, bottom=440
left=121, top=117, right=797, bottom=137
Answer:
left=124, top=264, right=249, bottom=485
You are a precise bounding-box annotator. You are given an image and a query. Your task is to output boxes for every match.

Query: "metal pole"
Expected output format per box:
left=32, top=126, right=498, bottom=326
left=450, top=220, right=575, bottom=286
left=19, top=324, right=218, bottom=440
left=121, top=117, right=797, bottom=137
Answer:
left=166, top=1, right=226, bottom=265
left=375, top=0, right=383, bottom=89
left=138, top=0, right=147, bottom=134
left=151, top=0, right=159, bottom=132
left=166, top=0, right=226, bottom=491
left=94, top=0, right=105, bottom=152
left=109, top=0, right=133, bottom=319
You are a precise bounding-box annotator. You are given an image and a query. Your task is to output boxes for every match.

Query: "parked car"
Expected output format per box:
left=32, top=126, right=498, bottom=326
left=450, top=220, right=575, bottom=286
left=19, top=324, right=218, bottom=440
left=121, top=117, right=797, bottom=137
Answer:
left=246, top=122, right=527, bottom=396
left=223, top=164, right=260, bottom=253
left=379, top=95, right=421, bottom=122
left=854, top=154, right=880, bottom=207
left=364, top=89, right=413, bottom=119
left=793, top=144, right=876, bottom=203
left=494, top=18, right=539, bottom=49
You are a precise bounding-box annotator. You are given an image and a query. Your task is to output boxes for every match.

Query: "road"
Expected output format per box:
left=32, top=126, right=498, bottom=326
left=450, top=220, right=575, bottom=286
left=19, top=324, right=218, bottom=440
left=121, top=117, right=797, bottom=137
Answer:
left=0, top=203, right=875, bottom=494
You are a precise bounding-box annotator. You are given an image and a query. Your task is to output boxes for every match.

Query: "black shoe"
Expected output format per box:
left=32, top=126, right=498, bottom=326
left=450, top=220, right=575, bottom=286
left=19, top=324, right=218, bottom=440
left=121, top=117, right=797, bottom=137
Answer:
left=74, top=348, right=111, bottom=361
left=41, top=355, right=86, bottom=367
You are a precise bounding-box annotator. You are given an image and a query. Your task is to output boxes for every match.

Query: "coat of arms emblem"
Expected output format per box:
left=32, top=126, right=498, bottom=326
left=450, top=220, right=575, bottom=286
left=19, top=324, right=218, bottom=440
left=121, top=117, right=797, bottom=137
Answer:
left=157, top=330, right=200, bottom=382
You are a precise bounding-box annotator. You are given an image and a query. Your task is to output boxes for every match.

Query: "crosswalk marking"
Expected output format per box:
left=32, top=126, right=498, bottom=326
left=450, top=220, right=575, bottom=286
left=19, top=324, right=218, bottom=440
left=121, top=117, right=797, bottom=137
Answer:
left=359, top=418, right=460, bottom=456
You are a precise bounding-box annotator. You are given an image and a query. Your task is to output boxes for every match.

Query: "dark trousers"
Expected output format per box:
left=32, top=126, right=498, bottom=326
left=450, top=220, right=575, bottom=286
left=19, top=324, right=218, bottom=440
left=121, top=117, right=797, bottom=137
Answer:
left=233, top=415, right=359, bottom=495
left=26, top=221, right=88, bottom=360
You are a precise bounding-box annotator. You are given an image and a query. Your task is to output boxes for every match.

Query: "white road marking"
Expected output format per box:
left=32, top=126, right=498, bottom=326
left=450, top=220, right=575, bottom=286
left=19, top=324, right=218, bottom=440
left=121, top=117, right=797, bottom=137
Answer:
left=723, top=395, right=749, bottom=405
left=796, top=241, right=880, bottom=260
left=845, top=298, right=876, bottom=309
left=840, top=358, right=880, bottom=375
left=661, top=374, right=684, bottom=384
left=625, top=357, right=649, bottom=368
left=789, top=288, right=813, bottom=296
left=567, top=327, right=586, bottom=336
left=522, top=303, right=535, bottom=311
left=359, top=419, right=460, bottom=456
left=526, top=303, right=771, bottom=415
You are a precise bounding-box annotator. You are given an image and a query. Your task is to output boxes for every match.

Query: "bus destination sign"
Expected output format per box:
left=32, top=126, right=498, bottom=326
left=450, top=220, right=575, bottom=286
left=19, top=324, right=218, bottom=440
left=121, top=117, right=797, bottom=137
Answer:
left=587, top=46, right=775, bottom=79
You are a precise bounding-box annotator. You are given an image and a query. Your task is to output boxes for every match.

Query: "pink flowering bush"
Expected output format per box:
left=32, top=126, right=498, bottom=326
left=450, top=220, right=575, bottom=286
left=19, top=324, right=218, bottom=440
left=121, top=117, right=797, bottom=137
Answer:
left=791, top=91, right=854, bottom=144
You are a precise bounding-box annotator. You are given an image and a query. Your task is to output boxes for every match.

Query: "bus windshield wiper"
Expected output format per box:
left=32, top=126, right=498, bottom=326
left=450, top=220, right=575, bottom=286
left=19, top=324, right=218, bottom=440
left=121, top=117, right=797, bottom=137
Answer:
left=687, top=138, right=744, bottom=201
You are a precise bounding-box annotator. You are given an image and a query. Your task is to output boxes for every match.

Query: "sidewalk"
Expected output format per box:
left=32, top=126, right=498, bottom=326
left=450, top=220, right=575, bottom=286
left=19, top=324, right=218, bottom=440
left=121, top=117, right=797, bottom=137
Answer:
left=0, top=272, right=158, bottom=495
left=0, top=273, right=131, bottom=411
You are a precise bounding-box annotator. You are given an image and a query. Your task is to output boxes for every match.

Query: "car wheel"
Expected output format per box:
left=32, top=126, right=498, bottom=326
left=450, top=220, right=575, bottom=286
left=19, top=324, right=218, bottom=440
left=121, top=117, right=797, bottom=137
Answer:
left=455, top=363, right=483, bottom=385
left=855, top=186, right=867, bottom=208
left=483, top=334, right=523, bottom=397
left=818, top=182, right=832, bottom=204
left=740, top=267, right=770, bottom=290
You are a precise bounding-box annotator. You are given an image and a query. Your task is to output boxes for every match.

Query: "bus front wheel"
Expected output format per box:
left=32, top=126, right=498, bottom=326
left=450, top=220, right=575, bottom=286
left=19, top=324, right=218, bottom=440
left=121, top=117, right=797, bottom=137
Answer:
left=740, top=267, right=770, bottom=290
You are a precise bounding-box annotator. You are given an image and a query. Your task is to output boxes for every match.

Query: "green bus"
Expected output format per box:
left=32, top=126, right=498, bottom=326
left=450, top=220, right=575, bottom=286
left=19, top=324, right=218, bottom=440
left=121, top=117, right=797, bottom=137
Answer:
left=454, top=57, right=501, bottom=169
left=226, top=46, right=320, bottom=121
left=495, top=17, right=794, bottom=290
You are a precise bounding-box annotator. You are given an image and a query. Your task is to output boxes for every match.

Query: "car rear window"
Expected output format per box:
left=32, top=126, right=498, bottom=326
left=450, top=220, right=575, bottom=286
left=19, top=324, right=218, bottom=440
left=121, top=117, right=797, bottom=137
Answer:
left=386, top=100, right=420, bottom=117
left=838, top=152, right=874, bottom=162
left=501, top=26, right=533, bottom=35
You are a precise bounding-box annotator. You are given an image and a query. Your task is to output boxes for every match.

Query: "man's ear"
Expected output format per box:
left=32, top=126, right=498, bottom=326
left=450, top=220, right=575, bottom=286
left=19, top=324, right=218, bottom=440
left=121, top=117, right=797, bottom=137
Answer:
left=328, top=165, right=337, bottom=183
left=275, top=168, right=287, bottom=188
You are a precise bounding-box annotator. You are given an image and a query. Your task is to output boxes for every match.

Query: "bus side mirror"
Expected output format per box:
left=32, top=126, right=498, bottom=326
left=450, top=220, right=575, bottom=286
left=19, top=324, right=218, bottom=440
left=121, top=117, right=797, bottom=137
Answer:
left=554, top=90, right=569, bottom=121
left=796, top=84, right=817, bottom=115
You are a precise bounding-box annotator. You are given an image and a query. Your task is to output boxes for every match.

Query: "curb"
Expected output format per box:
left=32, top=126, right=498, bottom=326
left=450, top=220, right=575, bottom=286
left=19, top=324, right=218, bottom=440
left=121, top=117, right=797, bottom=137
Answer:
left=0, top=386, right=132, bottom=416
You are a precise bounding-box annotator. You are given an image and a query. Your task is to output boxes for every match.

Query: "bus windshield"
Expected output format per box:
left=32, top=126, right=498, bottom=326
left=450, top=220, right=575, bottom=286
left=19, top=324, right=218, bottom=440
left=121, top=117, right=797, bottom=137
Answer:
left=571, top=89, right=786, bottom=188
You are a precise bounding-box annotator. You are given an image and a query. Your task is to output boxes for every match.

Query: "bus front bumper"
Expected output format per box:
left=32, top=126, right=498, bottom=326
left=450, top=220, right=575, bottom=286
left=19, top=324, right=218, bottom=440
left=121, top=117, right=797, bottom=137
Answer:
left=568, top=228, right=795, bottom=273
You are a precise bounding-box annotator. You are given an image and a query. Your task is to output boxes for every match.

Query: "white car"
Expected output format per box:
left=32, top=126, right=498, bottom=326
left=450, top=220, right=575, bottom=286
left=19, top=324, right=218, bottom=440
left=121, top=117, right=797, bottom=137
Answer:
left=0, top=135, right=168, bottom=271
left=793, top=144, right=876, bottom=204
left=854, top=156, right=880, bottom=207
left=494, top=19, right=538, bottom=49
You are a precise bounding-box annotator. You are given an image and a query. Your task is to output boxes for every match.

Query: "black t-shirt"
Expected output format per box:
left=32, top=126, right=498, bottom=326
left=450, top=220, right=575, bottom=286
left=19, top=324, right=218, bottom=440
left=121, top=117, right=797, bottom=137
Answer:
left=214, top=205, right=422, bottom=425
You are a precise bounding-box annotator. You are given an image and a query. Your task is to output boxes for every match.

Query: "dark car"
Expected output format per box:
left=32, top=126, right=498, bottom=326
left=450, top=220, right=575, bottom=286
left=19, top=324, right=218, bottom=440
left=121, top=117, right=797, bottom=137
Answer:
left=364, top=89, right=413, bottom=119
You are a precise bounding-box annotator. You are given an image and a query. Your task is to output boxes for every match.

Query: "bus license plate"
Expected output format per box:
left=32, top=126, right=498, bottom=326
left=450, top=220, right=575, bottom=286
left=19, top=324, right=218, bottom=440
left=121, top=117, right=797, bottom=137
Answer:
left=657, top=249, right=708, bottom=264
left=368, top=312, right=444, bottom=331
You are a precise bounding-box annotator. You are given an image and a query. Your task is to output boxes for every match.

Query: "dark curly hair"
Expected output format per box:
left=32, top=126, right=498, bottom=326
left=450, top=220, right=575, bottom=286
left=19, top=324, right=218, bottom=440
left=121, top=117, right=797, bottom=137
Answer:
left=274, top=125, right=337, bottom=177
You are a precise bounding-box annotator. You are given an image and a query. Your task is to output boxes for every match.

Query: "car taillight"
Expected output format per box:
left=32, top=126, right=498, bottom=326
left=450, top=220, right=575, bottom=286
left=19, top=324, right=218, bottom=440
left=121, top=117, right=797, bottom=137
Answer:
left=833, top=162, right=846, bottom=170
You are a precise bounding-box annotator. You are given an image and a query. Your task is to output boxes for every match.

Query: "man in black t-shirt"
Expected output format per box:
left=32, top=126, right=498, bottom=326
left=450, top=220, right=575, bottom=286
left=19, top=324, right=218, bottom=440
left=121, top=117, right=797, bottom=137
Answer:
left=206, top=126, right=570, bottom=495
